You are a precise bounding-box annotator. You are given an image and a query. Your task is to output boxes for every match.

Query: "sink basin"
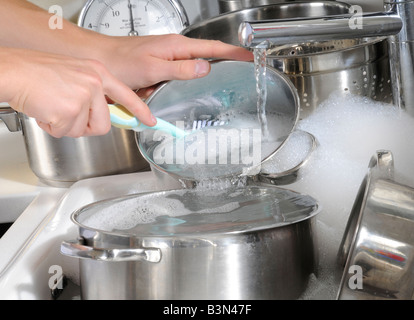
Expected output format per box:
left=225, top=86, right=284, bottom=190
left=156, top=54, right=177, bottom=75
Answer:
left=0, top=194, right=38, bottom=225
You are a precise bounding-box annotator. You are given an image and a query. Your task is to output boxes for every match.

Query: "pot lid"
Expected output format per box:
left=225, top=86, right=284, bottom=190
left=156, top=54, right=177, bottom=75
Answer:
left=73, top=186, right=319, bottom=237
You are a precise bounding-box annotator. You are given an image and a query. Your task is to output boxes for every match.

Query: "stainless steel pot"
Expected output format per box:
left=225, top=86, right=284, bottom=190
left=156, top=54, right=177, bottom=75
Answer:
left=137, top=60, right=300, bottom=186
left=185, top=1, right=351, bottom=44
left=0, top=106, right=148, bottom=187
left=183, top=1, right=392, bottom=118
left=218, top=0, right=326, bottom=13
left=61, top=185, right=320, bottom=300
left=337, top=150, right=414, bottom=300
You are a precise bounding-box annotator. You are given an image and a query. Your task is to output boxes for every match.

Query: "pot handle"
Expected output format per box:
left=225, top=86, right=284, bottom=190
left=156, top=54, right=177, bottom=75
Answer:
left=60, top=239, right=161, bottom=263
left=368, top=149, right=394, bottom=180
left=0, top=106, right=21, bottom=132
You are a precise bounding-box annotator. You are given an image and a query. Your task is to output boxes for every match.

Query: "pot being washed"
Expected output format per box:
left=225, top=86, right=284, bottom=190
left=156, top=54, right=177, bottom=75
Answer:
left=137, top=60, right=300, bottom=187
left=61, top=185, right=320, bottom=300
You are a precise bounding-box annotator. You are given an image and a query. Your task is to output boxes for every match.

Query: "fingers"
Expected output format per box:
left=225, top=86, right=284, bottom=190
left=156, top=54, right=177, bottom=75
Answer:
left=23, top=36, right=252, bottom=138
left=101, top=67, right=156, bottom=127
left=35, top=103, right=91, bottom=138
left=77, top=93, right=111, bottom=137
left=195, top=40, right=253, bottom=61
left=164, top=35, right=254, bottom=62
left=132, top=35, right=253, bottom=84
left=154, top=59, right=211, bottom=81
left=57, top=61, right=155, bottom=138
left=36, top=97, right=108, bottom=138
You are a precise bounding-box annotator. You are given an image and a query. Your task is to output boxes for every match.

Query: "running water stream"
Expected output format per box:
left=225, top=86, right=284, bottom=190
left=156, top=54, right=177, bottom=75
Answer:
left=253, top=42, right=270, bottom=139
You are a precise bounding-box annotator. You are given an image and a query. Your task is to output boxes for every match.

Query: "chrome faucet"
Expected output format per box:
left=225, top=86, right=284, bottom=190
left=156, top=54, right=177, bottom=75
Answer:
left=238, top=0, right=414, bottom=115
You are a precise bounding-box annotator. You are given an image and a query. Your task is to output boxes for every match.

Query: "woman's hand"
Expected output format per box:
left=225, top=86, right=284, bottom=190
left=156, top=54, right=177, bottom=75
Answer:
left=0, top=1, right=253, bottom=138
left=96, top=34, right=253, bottom=90
left=1, top=47, right=155, bottom=138
left=1, top=35, right=253, bottom=139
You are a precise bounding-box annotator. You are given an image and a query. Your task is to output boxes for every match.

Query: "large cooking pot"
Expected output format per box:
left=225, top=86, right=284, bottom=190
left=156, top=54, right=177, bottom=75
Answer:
left=183, top=1, right=392, bottom=118
left=0, top=106, right=148, bottom=187
left=61, top=185, right=320, bottom=299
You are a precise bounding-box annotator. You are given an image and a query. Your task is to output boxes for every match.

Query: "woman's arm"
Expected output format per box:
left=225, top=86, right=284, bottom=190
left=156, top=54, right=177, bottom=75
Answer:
left=0, top=46, right=153, bottom=138
left=0, top=0, right=253, bottom=138
left=0, top=0, right=104, bottom=58
left=0, top=0, right=252, bottom=86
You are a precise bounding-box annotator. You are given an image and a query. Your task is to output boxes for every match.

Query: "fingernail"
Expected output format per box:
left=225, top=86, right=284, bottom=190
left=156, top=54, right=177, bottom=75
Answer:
left=151, top=114, right=157, bottom=126
left=195, top=60, right=210, bottom=77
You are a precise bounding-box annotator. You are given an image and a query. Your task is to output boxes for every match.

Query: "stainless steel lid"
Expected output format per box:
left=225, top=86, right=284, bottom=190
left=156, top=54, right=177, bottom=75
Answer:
left=73, top=186, right=319, bottom=237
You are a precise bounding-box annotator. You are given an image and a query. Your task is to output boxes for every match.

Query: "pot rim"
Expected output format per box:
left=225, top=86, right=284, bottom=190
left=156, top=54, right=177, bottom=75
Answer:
left=183, top=1, right=352, bottom=37
left=182, top=2, right=387, bottom=59
left=265, top=36, right=388, bottom=59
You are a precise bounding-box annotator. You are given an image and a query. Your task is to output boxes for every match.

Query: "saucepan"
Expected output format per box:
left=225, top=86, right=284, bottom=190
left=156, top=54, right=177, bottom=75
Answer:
left=136, top=60, right=300, bottom=187
left=61, top=184, right=320, bottom=299
left=0, top=107, right=148, bottom=187
left=337, top=150, right=414, bottom=300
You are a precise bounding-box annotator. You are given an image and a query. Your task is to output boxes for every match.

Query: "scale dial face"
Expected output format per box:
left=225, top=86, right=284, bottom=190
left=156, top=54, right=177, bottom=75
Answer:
left=78, top=0, right=189, bottom=36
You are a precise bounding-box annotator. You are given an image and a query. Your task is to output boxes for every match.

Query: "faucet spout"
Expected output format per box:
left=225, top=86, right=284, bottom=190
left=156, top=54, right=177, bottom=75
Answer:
left=239, top=12, right=402, bottom=48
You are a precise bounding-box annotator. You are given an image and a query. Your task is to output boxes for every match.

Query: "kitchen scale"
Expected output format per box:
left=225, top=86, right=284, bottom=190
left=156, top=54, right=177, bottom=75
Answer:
left=78, top=0, right=189, bottom=36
